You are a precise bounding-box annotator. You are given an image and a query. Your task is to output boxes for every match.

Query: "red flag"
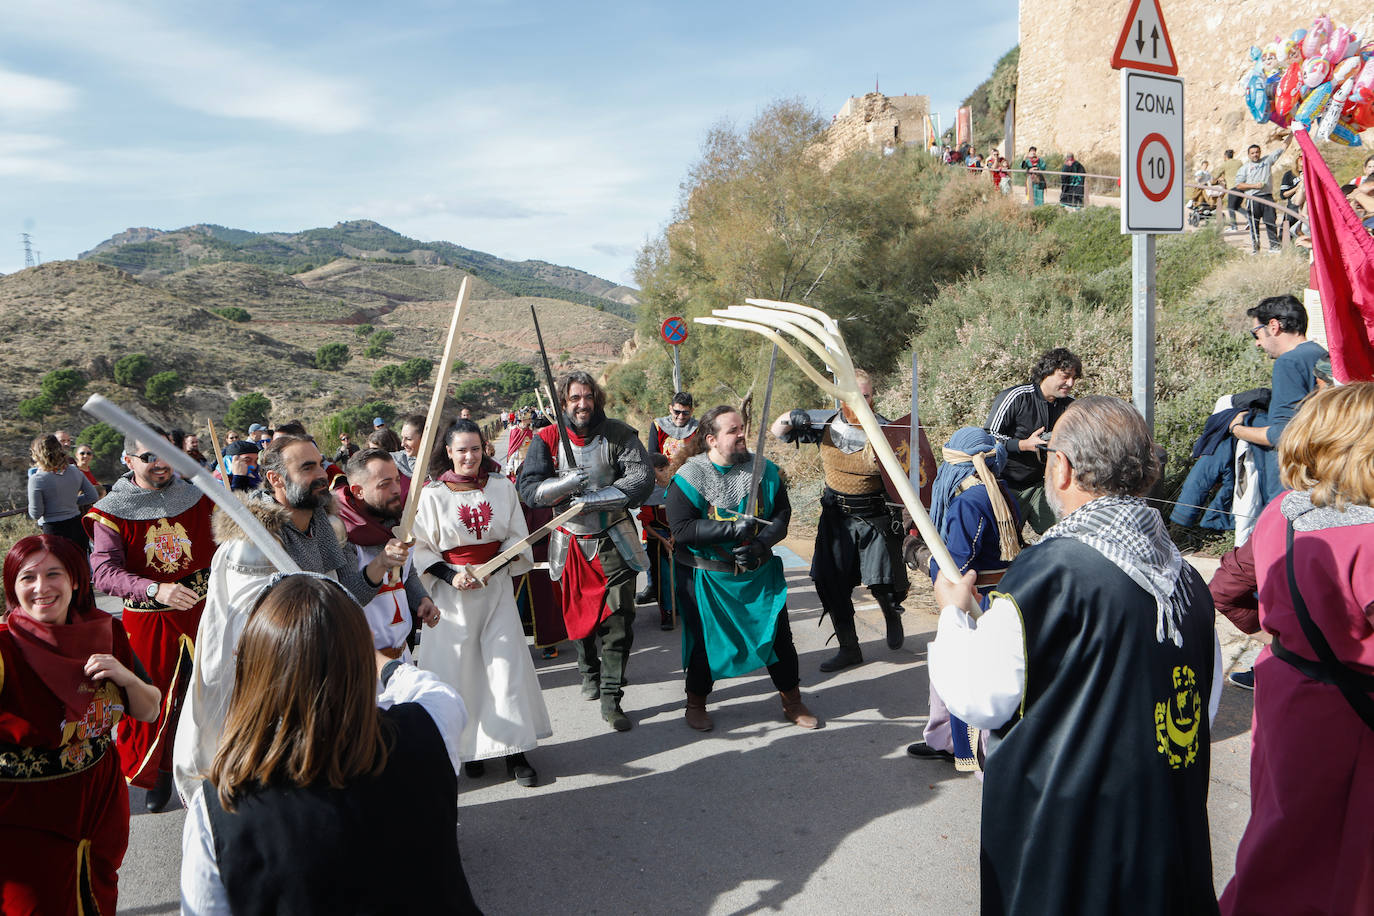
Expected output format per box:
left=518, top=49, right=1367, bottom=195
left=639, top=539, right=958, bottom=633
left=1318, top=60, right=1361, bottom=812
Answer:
left=1294, top=128, right=1374, bottom=382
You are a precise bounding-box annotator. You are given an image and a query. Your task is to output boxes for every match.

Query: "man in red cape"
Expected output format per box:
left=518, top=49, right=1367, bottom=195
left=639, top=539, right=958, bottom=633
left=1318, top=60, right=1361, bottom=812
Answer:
left=516, top=371, right=654, bottom=732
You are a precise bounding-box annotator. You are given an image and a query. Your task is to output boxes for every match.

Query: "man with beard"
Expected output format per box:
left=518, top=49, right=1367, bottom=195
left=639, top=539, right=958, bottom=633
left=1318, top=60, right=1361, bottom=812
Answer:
left=517, top=371, right=653, bottom=732
left=338, top=447, right=440, bottom=659
left=172, top=435, right=409, bottom=803
left=84, top=435, right=217, bottom=812
left=928, top=397, right=1223, bottom=916
left=771, top=369, right=909, bottom=671
left=666, top=406, right=817, bottom=732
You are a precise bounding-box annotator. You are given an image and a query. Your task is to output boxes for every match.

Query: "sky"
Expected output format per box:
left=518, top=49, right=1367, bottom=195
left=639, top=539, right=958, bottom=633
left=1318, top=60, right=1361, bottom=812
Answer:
left=1, top=1, right=1018, bottom=286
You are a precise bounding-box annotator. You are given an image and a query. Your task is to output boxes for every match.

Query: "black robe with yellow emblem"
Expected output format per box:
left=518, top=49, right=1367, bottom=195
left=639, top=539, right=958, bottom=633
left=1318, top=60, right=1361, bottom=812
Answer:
left=980, top=537, right=1218, bottom=916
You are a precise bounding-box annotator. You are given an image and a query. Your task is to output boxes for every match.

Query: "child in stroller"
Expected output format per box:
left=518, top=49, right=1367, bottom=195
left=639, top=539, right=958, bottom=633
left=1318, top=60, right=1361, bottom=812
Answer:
left=1186, top=160, right=1224, bottom=227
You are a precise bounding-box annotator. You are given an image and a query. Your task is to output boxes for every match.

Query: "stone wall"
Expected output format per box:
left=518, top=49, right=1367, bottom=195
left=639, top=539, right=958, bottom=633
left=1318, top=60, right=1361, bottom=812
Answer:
left=819, top=93, right=930, bottom=168
left=1017, top=0, right=1372, bottom=172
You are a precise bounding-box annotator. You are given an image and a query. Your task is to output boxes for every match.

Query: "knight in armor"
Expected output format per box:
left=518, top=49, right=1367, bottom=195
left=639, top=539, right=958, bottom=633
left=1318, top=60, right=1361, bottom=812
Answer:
left=771, top=369, right=909, bottom=671
left=516, top=370, right=654, bottom=732
left=666, top=406, right=818, bottom=732
left=639, top=391, right=699, bottom=606
left=84, top=434, right=217, bottom=812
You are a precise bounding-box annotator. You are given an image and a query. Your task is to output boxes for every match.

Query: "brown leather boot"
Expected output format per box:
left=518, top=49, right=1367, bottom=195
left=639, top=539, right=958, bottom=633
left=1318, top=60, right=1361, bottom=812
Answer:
left=685, top=692, right=714, bottom=731
left=780, top=687, right=820, bottom=729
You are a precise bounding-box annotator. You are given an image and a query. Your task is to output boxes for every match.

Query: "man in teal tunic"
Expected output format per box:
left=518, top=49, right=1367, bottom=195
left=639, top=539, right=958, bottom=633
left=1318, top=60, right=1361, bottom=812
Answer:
left=665, top=405, right=818, bottom=732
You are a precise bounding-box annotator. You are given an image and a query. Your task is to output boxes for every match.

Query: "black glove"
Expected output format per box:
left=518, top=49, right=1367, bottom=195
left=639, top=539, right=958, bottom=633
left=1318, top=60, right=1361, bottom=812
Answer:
left=902, top=534, right=930, bottom=572
left=729, top=515, right=762, bottom=540
left=732, top=541, right=769, bottom=570
left=788, top=409, right=811, bottom=433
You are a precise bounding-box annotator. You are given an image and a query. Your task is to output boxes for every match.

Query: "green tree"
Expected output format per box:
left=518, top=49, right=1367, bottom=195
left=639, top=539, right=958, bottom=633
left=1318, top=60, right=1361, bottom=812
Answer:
left=144, top=370, right=183, bottom=406
left=371, top=365, right=403, bottom=392
left=453, top=378, right=493, bottom=403
left=354, top=323, right=374, bottom=338
left=314, top=342, right=351, bottom=370
left=334, top=400, right=395, bottom=432
left=78, top=422, right=124, bottom=479
left=41, top=368, right=86, bottom=405
left=114, top=353, right=155, bottom=387
left=397, top=357, right=433, bottom=388
left=492, top=361, right=536, bottom=396
left=226, top=393, right=271, bottom=431
left=450, top=358, right=467, bottom=374
left=215, top=307, right=251, bottom=322
left=18, top=395, right=52, bottom=421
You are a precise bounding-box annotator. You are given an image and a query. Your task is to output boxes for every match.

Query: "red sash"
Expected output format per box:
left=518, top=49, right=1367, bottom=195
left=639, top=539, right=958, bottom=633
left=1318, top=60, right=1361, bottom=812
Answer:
left=559, top=540, right=612, bottom=640
left=441, top=542, right=502, bottom=566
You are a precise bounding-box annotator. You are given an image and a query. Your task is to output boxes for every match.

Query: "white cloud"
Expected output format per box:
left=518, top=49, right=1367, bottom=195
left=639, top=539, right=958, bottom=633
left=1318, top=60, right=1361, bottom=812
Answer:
left=6, top=2, right=367, bottom=133
left=0, top=66, right=78, bottom=116
left=0, top=133, right=80, bottom=180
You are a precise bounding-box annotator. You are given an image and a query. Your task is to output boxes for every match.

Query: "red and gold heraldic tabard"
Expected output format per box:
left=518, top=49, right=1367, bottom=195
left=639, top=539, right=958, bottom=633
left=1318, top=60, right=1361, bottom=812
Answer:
left=85, top=493, right=215, bottom=787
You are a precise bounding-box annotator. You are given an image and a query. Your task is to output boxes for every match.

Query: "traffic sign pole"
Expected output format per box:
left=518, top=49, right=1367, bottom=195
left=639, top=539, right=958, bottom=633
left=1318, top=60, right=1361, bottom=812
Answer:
left=660, top=316, right=689, bottom=394
left=1132, top=234, right=1156, bottom=432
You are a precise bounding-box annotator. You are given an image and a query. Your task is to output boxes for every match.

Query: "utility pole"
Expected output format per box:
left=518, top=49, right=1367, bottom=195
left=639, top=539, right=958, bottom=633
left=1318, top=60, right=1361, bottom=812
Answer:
left=21, top=233, right=35, bottom=269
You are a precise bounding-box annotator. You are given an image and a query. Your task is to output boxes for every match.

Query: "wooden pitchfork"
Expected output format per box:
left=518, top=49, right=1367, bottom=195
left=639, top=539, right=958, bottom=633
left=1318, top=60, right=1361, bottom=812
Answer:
left=696, top=298, right=964, bottom=594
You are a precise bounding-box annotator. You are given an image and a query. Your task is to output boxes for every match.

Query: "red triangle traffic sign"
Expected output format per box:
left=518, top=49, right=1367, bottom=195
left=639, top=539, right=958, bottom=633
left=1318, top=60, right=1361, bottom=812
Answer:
left=1111, top=0, right=1178, bottom=75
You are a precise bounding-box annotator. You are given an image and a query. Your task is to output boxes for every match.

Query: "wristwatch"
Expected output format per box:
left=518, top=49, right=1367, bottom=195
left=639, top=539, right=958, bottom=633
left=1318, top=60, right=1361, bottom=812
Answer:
left=146, top=582, right=159, bottom=600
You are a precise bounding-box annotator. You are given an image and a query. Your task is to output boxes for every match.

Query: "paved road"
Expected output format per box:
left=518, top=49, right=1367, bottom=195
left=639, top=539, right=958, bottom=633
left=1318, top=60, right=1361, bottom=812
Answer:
left=114, top=548, right=1257, bottom=915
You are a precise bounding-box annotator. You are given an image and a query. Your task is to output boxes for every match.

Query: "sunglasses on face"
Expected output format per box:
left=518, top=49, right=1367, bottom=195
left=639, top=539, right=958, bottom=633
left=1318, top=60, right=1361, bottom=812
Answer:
left=130, top=452, right=164, bottom=464
left=76, top=451, right=92, bottom=458
left=1250, top=325, right=1266, bottom=340
left=670, top=408, right=691, bottom=416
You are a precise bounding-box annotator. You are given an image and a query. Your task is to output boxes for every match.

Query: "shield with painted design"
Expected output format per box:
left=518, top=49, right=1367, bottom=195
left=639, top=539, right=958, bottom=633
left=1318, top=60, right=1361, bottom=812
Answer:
left=879, top=413, right=937, bottom=515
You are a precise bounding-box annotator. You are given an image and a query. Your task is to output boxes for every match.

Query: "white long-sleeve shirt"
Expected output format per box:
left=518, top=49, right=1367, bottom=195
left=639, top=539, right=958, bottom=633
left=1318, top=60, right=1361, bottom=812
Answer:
left=927, top=596, right=1224, bottom=731
left=180, top=665, right=466, bottom=916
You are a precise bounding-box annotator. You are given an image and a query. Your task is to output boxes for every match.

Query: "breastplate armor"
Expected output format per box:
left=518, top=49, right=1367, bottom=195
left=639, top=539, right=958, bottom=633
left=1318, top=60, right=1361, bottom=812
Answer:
left=562, top=435, right=619, bottom=536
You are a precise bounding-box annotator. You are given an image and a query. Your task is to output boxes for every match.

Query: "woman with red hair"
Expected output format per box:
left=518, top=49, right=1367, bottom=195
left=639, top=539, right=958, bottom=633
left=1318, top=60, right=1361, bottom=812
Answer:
left=0, top=534, right=159, bottom=914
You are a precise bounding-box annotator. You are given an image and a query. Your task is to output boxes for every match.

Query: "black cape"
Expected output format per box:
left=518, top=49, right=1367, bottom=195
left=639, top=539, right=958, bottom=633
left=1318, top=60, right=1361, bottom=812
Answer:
left=980, top=537, right=1218, bottom=916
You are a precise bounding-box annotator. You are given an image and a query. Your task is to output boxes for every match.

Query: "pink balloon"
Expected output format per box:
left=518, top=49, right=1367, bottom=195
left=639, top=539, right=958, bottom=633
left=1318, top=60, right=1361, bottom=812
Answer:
left=1302, top=15, right=1332, bottom=58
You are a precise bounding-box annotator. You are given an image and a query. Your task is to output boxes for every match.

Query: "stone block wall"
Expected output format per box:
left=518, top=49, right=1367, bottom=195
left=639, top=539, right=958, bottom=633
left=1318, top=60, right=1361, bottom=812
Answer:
left=1017, top=0, right=1371, bottom=172
left=820, top=93, right=931, bottom=168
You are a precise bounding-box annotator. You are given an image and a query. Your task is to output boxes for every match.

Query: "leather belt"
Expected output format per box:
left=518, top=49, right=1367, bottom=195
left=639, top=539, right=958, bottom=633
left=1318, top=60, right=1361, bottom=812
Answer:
left=822, top=487, right=890, bottom=518
left=676, top=553, right=741, bottom=574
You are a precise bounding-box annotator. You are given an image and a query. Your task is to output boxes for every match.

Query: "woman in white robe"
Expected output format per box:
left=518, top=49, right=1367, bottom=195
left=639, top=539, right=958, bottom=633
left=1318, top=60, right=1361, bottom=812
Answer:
left=412, top=420, right=552, bottom=787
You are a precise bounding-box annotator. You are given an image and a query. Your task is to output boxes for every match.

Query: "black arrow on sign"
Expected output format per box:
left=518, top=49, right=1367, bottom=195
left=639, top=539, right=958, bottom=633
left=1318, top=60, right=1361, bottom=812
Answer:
left=1135, top=20, right=1145, bottom=53
left=1151, top=26, right=1159, bottom=58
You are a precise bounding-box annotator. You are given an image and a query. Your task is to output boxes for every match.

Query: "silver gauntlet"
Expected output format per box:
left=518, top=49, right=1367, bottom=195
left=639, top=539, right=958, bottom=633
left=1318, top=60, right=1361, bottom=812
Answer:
left=577, top=485, right=629, bottom=514
left=532, top=468, right=587, bottom=506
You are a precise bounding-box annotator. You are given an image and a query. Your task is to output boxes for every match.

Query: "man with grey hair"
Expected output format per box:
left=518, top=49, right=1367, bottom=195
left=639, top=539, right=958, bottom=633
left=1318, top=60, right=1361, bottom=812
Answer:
left=173, top=434, right=411, bottom=803
left=928, top=396, right=1224, bottom=915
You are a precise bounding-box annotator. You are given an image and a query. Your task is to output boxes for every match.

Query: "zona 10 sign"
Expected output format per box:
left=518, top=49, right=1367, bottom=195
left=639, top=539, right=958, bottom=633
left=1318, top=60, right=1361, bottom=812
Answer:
left=1121, top=70, right=1184, bottom=234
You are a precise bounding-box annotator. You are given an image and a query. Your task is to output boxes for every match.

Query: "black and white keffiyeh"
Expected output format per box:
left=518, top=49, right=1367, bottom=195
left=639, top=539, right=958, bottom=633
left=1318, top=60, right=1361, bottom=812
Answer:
left=1041, top=495, right=1191, bottom=647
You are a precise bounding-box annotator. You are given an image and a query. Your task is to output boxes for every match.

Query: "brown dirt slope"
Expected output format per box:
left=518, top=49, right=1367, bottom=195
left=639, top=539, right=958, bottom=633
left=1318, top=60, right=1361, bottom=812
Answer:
left=0, top=258, right=634, bottom=502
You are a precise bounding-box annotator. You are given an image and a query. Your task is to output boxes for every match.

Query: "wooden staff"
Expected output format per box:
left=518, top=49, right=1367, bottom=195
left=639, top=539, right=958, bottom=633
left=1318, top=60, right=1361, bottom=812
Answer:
left=465, top=500, right=586, bottom=582
left=390, top=277, right=473, bottom=577
left=205, top=418, right=231, bottom=492
left=696, top=299, right=963, bottom=597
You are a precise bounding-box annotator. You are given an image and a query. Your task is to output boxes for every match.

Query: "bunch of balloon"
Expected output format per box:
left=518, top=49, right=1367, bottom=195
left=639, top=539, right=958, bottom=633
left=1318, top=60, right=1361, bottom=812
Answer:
left=1244, top=15, right=1374, bottom=146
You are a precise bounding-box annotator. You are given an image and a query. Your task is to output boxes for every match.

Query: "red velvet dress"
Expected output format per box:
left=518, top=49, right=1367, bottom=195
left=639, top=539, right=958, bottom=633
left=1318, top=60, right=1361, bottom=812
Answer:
left=0, top=623, right=134, bottom=915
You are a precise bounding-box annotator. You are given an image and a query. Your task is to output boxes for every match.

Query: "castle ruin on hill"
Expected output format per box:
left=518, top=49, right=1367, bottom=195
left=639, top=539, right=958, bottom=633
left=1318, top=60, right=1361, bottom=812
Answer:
left=1016, top=0, right=1371, bottom=170
left=818, top=93, right=930, bottom=168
